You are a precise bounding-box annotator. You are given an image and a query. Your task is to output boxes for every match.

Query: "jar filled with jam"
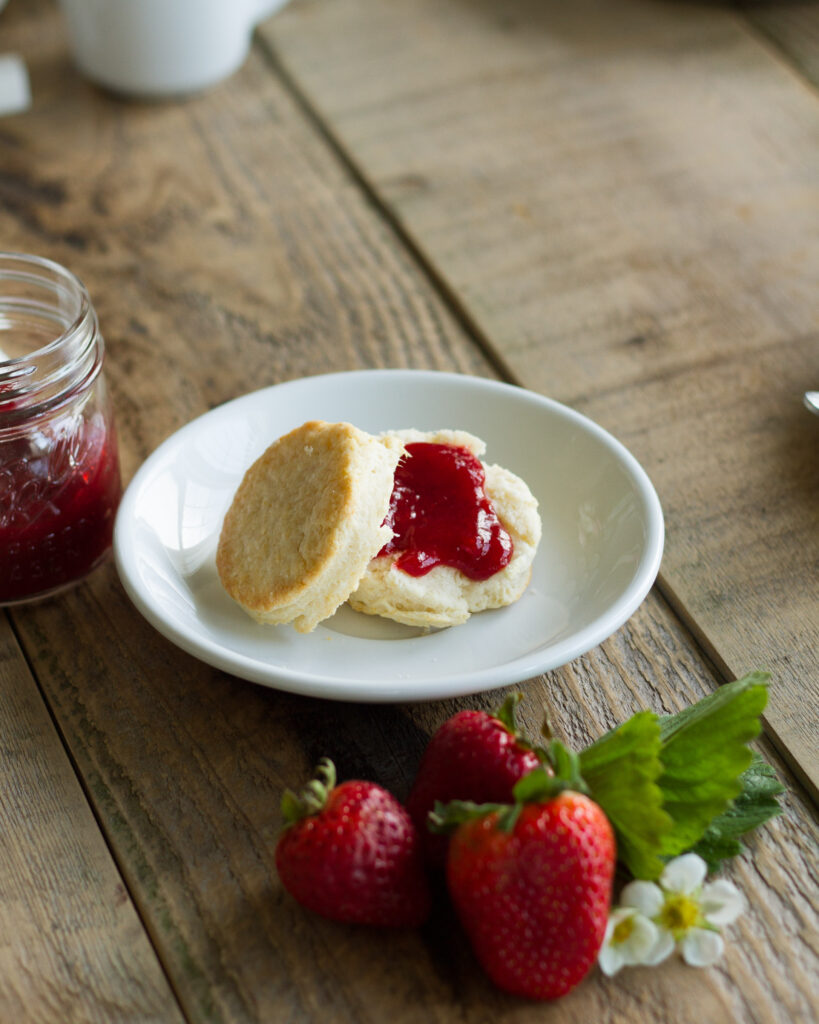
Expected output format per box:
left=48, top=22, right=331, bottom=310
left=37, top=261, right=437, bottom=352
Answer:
left=0, top=253, right=121, bottom=605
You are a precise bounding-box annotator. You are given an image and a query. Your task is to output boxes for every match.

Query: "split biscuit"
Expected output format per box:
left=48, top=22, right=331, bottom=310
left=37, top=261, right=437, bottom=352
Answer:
left=348, top=429, right=541, bottom=628
left=216, top=420, right=403, bottom=633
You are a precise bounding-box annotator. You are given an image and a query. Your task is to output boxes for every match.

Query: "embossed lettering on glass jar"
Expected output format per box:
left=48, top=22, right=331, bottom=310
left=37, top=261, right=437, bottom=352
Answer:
left=0, top=253, right=121, bottom=604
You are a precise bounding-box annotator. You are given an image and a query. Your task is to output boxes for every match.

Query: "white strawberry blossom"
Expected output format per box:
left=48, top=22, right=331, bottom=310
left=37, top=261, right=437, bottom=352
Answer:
left=599, top=853, right=746, bottom=976
left=597, top=903, right=661, bottom=977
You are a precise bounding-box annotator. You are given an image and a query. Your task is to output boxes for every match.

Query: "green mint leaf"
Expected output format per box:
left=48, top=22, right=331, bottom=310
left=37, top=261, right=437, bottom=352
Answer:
left=579, top=711, right=672, bottom=880
left=689, top=752, right=784, bottom=871
left=656, top=673, right=770, bottom=856
left=687, top=830, right=743, bottom=870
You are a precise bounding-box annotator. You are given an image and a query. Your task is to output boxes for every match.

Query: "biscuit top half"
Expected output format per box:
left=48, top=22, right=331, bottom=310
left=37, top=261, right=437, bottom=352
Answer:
left=216, top=420, right=404, bottom=632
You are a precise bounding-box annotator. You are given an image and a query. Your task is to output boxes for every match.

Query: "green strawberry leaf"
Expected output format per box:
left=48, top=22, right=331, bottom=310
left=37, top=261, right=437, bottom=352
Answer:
left=520, top=741, right=588, bottom=797
left=579, top=711, right=671, bottom=880
left=688, top=752, right=784, bottom=871
left=428, top=799, right=520, bottom=834
left=512, top=764, right=562, bottom=804
left=577, top=672, right=774, bottom=878
left=280, top=757, right=336, bottom=827
left=493, top=692, right=528, bottom=741
left=656, top=672, right=770, bottom=856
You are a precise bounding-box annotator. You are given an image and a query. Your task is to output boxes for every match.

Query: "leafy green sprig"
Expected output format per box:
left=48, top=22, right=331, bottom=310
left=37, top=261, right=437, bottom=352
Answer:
left=578, top=671, right=782, bottom=878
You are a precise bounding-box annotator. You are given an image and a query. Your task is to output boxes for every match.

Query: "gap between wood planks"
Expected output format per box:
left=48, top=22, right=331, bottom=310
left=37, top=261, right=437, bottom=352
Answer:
left=250, top=31, right=518, bottom=389
left=3, top=608, right=194, bottom=1024
left=251, top=26, right=818, bottom=807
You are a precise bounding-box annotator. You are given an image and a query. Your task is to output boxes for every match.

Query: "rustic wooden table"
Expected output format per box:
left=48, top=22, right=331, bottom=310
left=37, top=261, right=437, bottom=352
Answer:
left=1, top=1, right=817, bottom=1021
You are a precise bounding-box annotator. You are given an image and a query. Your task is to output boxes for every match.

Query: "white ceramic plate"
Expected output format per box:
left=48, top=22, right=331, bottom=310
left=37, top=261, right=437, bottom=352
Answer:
left=114, top=371, right=663, bottom=702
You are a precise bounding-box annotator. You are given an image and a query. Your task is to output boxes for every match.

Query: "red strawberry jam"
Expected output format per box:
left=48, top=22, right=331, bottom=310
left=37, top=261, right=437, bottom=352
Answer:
left=379, top=442, right=513, bottom=580
left=0, top=412, right=121, bottom=603
left=0, top=252, right=121, bottom=604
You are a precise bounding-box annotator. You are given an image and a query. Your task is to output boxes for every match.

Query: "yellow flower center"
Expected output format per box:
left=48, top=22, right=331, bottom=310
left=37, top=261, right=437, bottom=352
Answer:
left=660, top=894, right=701, bottom=936
left=612, top=916, right=635, bottom=945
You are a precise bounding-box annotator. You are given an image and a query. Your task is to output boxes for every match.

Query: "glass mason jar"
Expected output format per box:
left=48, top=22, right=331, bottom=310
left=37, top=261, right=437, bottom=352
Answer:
left=0, top=253, right=121, bottom=605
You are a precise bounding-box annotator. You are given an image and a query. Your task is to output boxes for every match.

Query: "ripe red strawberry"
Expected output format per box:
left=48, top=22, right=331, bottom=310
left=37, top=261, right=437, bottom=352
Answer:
left=275, top=758, right=430, bottom=928
left=407, top=694, right=543, bottom=866
left=439, top=766, right=615, bottom=1000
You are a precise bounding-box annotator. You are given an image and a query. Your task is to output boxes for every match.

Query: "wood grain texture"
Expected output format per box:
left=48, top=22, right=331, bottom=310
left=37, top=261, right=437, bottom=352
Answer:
left=741, top=1, right=819, bottom=86
left=1, top=1, right=816, bottom=1022
left=0, top=1, right=494, bottom=483
left=261, top=0, right=819, bottom=796
left=0, top=615, right=184, bottom=1024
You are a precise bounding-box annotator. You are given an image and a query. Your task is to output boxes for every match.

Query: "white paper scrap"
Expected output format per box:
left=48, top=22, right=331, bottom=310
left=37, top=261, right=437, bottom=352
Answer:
left=0, top=54, right=31, bottom=117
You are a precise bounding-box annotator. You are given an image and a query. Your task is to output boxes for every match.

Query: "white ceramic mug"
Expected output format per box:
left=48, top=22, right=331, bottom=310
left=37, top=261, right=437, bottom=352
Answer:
left=57, top=0, right=290, bottom=98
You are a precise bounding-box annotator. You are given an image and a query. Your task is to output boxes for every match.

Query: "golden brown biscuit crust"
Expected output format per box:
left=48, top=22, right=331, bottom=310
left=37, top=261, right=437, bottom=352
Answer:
left=216, top=420, right=403, bottom=632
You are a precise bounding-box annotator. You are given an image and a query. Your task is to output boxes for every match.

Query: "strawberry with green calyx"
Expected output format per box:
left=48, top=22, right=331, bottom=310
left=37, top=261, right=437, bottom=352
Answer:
left=432, top=746, right=615, bottom=1001
left=275, top=758, right=431, bottom=928
left=429, top=674, right=780, bottom=998
left=406, top=693, right=544, bottom=866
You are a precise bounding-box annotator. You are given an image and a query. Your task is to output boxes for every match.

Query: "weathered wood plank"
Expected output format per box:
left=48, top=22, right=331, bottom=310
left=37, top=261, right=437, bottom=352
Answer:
left=0, top=614, right=185, bottom=1024
left=261, top=0, right=819, bottom=796
left=1, top=2, right=816, bottom=1022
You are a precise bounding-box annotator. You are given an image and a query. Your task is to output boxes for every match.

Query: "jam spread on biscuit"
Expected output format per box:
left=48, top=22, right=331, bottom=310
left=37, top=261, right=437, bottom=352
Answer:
left=378, top=442, right=513, bottom=580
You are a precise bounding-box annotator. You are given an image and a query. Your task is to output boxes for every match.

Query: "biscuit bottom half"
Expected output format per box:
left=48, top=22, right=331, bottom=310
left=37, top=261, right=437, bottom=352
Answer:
left=348, top=430, right=542, bottom=629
